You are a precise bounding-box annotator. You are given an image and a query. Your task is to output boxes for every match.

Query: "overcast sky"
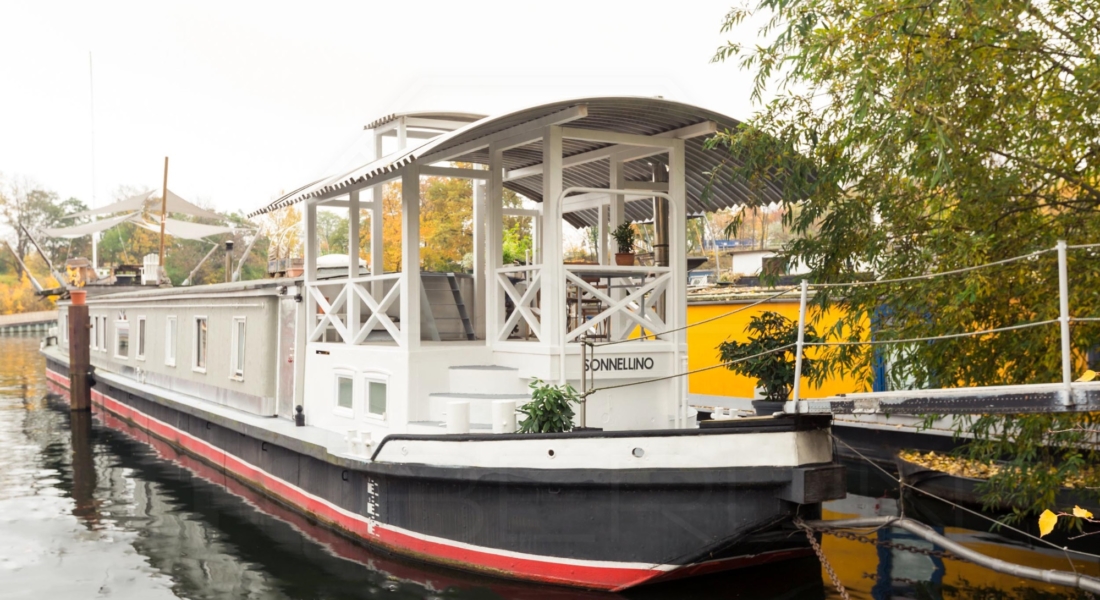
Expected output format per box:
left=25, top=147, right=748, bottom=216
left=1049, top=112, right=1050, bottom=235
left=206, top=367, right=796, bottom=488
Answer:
left=0, top=1, right=759, bottom=217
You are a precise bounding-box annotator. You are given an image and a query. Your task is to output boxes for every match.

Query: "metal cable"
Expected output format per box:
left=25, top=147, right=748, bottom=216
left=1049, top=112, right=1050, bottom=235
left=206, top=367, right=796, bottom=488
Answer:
left=591, top=286, right=799, bottom=347
left=804, top=319, right=1059, bottom=347
left=829, top=433, right=1100, bottom=562
left=1071, top=317, right=1100, bottom=323
left=811, top=248, right=1054, bottom=289
left=582, top=343, right=796, bottom=397
left=1068, top=243, right=1100, bottom=250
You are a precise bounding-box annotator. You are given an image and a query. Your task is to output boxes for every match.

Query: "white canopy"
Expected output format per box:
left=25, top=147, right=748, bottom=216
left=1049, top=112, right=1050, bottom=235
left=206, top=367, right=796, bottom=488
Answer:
left=66, top=189, right=222, bottom=221
left=132, top=217, right=237, bottom=241
left=41, top=211, right=140, bottom=238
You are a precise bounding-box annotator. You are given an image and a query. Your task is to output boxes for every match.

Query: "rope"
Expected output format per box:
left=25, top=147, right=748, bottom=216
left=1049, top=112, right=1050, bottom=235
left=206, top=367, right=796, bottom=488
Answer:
left=581, top=343, right=796, bottom=397
left=1068, top=243, right=1100, bottom=250
left=811, top=248, right=1054, bottom=289
left=1071, top=317, right=1100, bottom=323
left=804, top=319, right=1059, bottom=347
left=592, top=286, right=799, bottom=347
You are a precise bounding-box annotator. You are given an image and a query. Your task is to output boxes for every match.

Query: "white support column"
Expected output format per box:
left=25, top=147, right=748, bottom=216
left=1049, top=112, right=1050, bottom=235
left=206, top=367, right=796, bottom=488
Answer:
left=597, top=203, right=609, bottom=266
left=346, top=191, right=361, bottom=344
left=370, top=184, right=384, bottom=299
left=397, top=116, right=408, bottom=151
left=542, top=126, right=564, bottom=358
left=304, top=201, right=318, bottom=334
left=486, top=145, right=504, bottom=343
left=473, top=180, right=487, bottom=340
left=348, top=190, right=360, bottom=277
left=668, top=140, right=688, bottom=425
left=609, top=159, right=626, bottom=335
left=400, top=167, right=421, bottom=348
left=370, top=131, right=385, bottom=300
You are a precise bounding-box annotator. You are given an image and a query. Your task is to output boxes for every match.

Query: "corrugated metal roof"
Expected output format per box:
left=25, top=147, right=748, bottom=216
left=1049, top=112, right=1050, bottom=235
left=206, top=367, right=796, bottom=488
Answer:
left=249, top=97, right=785, bottom=224
left=363, top=111, right=486, bottom=131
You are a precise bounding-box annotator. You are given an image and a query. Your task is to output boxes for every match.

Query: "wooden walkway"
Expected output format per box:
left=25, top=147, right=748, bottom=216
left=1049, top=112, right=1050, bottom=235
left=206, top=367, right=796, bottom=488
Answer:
left=0, top=310, right=58, bottom=333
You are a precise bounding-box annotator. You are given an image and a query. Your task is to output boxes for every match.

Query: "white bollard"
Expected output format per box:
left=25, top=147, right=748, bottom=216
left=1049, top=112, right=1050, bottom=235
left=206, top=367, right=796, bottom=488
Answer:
left=492, top=400, right=517, bottom=434
left=446, top=401, right=470, bottom=434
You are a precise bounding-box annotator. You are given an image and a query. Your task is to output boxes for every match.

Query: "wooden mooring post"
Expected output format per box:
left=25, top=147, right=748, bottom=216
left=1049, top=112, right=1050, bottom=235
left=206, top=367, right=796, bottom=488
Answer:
left=67, top=290, right=91, bottom=411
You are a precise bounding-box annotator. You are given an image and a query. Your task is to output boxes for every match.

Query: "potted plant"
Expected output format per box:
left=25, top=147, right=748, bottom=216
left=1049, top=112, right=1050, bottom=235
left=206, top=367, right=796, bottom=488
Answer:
left=717, top=311, right=822, bottom=415
left=518, top=378, right=581, bottom=433
left=610, top=221, right=636, bottom=266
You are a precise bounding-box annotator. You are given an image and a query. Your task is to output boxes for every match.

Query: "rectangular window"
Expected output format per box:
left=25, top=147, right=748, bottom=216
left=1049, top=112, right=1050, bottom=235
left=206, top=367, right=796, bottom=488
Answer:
left=193, top=316, right=208, bottom=373
left=115, top=321, right=129, bottom=359
left=230, top=317, right=246, bottom=380
left=90, top=316, right=97, bottom=350
left=165, top=316, right=177, bottom=367
left=136, top=317, right=146, bottom=360
left=367, top=380, right=387, bottom=417
left=61, top=314, right=68, bottom=344
left=336, top=375, right=354, bottom=412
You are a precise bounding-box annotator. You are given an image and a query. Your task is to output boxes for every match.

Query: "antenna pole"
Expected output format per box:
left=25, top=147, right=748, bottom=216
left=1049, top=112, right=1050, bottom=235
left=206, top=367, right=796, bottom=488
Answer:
left=89, top=51, right=98, bottom=271
left=158, top=157, right=169, bottom=276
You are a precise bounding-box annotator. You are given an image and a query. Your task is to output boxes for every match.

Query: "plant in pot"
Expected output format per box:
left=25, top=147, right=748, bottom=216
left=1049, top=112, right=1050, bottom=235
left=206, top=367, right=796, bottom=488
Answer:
left=611, top=221, right=636, bottom=266
left=518, top=378, right=582, bottom=433
left=716, top=311, right=822, bottom=415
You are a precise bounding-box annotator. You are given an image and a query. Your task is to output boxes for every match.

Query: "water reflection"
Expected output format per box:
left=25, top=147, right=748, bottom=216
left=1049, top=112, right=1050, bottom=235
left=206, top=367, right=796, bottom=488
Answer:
left=6, top=334, right=1099, bottom=599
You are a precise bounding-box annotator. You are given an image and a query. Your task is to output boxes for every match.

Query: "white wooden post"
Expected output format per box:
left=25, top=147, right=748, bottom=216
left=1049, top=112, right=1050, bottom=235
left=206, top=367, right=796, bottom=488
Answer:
left=487, top=145, right=504, bottom=343
left=473, top=180, right=487, bottom=340
left=609, top=159, right=626, bottom=336
left=346, top=190, right=360, bottom=344
left=370, top=184, right=384, bottom=299
left=305, top=201, right=318, bottom=327
left=792, top=279, right=809, bottom=404
left=400, top=166, right=421, bottom=348
left=597, top=203, right=609, bottom=266
left=542, top=126, right=564, bottom=363
left=370, top=129, right=385, bottom=301
left=668, top=140, right=687, bottom=424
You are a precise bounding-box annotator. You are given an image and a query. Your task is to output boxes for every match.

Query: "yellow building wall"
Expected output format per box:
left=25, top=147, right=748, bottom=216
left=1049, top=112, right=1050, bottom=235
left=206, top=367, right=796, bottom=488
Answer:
left=687, top=300, right=870, bottom=399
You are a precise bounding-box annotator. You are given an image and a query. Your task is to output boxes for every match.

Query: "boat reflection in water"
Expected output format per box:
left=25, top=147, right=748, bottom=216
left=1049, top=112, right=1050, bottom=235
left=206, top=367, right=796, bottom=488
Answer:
left=47, top=380, right=825, bottom=600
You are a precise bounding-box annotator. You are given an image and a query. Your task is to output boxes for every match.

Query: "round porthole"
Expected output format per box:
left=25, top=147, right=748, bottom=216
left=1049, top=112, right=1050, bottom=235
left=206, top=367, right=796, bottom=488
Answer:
left=632, top=447, right=645, bottom=458
left=400, top=446, right=408, bottom=456
left=547, top=449, right=556, bottom=458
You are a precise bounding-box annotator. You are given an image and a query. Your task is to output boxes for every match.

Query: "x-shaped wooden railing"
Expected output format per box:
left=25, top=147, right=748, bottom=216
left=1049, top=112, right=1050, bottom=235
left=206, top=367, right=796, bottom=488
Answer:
left=564, top=268, right=672, bottom=343
left=496, top=265, right=542, bottom=341
left=307, top=273, right=403, bottom=345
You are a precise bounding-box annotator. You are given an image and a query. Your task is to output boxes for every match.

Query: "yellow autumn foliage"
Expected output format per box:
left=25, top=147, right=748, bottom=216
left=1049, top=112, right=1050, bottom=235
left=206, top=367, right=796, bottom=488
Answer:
left=899, top=450, right=1097, bottom=488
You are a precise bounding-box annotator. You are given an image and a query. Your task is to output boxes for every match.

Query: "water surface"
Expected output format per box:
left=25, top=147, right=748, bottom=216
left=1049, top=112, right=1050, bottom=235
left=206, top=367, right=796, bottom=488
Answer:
left=1, top=334, right=1096, bottom=599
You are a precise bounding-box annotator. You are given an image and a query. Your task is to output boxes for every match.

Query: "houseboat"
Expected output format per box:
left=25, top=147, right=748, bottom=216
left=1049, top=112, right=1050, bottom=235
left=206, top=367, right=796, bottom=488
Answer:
left=42, top=97, right=845, bottom=591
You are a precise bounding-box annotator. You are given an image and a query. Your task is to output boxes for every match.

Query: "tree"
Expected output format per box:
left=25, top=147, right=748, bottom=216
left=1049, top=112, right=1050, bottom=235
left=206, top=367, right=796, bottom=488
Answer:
left=264, top=205, right=303, bottom=262
left=316, top=210, right=349, bottom=256
left=713, top=0, right=1100, bottom=516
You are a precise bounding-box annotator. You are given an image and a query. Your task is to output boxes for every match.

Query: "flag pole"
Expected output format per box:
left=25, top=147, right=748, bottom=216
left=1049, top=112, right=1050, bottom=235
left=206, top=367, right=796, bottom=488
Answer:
left=158, top=157, right=169, bottom=279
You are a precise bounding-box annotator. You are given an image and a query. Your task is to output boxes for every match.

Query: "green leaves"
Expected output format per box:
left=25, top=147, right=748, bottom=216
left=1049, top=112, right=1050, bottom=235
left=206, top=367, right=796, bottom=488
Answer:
left=717, top=311, right=823, bottom=401
left=714, top=0, right=1100, bottom=514
left=517, top=378, right=581, bottom=434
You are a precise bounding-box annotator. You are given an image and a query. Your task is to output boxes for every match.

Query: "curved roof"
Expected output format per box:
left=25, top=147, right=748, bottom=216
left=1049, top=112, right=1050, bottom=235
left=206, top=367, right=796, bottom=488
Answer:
left=249, top=97, right=785, bottom=226
left=363, top=111, right=486, bottom=131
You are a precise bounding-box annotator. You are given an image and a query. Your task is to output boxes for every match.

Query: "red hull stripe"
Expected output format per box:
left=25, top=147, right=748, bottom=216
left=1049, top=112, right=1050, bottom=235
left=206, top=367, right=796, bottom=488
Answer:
left=50, top=368, right=676, bottom=591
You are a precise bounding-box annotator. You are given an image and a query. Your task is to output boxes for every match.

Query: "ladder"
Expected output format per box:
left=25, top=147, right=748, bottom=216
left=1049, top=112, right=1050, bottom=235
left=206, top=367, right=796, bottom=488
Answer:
left=446, top=273, right=476, bottom=340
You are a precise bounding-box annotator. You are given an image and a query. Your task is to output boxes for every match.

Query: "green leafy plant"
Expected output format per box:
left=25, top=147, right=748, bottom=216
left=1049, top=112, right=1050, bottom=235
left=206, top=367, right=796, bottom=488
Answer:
left=610, top=221, right=636, bottom=254
left=518, top=378, right=580, bottom=433
left=717, top=311, right=822, bottom=401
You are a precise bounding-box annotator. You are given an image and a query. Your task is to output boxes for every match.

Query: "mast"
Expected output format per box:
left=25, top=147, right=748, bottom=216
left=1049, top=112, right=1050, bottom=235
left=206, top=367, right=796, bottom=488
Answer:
left=158, top=156, right=169, bottom=279
left=89, top=51, right=98, bottom=271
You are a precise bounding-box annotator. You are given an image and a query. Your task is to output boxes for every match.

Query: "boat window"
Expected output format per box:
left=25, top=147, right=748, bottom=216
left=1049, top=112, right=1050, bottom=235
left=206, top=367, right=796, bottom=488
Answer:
left=336, top=375, right=354, bottom=412
left=115, top=320, right=129, bottom=359
left=136, top=317, right=146, bottom=360
left=165, top=316, right=177, bottom=367
left=230, top=317, right=246, bottom=380
left=61, top=314, right=68, bottom=344
left=193, top=316, right=208, bottom=373
left=90, top=316, right=97, bottom=350
left=366, top=379, right=387, bottom=418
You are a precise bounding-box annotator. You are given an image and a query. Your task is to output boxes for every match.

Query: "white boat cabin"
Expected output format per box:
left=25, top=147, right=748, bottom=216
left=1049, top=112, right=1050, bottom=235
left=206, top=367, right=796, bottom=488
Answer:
left=246, top=98, right=774, bottom=439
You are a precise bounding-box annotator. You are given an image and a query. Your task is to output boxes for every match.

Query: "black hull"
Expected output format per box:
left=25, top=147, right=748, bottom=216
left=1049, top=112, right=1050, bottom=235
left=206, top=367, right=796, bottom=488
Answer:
left=46, top=358, right=842, bottom=590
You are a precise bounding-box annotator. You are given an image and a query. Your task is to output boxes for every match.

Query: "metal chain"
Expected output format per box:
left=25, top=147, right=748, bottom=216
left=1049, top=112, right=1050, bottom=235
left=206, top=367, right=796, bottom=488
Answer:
left=827, top=529, right=967, bottom=563
left=796, top=519, right=851, bottom=600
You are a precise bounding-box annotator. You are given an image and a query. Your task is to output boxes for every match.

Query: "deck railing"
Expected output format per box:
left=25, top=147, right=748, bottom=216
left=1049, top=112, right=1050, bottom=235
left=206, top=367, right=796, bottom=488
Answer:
left=564, top=265, right=673, bottom=343
left=306, top=273, right=403, bottom=345
left=494, top=264, right=543, bottom=342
